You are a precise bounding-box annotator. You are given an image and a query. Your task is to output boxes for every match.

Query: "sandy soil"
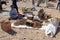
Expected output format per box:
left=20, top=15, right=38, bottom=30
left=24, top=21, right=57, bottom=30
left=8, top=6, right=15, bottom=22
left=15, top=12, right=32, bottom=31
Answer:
left=0, top=0, right=60, bottom=40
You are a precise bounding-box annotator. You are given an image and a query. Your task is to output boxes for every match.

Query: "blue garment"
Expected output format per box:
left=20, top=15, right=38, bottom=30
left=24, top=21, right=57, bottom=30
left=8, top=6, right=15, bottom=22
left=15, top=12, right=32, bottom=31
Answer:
left=9, top=9, right=18, bottom=19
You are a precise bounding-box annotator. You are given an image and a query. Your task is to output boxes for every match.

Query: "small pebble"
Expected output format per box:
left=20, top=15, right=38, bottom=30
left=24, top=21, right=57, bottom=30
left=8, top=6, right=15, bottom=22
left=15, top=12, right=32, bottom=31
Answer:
left=30, top=39, right=33, bottom=40
left=36, top=32, right=39, bottom=34
left=24, top=38, right=26, bottom=39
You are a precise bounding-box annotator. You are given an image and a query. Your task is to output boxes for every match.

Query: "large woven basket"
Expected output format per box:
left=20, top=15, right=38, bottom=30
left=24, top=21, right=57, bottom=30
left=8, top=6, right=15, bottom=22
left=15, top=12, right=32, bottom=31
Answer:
left=1, top=21, right=11, bottom=32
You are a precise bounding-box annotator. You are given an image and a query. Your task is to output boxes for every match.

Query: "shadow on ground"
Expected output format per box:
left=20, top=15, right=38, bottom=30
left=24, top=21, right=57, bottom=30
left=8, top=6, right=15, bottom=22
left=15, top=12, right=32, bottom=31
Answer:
left=56, top=27, right=60, bottom=36
left=6, top=29, right=17, bottom=35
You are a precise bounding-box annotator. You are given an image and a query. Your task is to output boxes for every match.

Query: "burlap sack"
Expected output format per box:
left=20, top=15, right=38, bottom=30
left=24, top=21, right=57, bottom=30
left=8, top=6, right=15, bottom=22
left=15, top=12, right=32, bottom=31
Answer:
left=14, top=19, right=26, bottom=26
left=33, top=21, right=42, bottom=28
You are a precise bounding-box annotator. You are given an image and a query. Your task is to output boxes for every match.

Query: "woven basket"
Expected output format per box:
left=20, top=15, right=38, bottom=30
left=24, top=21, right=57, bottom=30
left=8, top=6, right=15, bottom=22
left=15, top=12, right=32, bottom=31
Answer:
left=1, top=21, right=11, bottom=32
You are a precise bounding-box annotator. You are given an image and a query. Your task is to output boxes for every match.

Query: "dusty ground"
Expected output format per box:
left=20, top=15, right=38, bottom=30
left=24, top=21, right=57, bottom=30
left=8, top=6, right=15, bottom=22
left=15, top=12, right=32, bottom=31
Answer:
left=0, top=0, right=60, bottom=40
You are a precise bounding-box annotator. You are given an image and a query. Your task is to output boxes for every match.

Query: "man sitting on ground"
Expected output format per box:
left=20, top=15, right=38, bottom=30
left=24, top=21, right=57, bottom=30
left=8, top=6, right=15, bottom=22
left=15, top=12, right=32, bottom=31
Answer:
left=9, top=5, right=18, bottom=20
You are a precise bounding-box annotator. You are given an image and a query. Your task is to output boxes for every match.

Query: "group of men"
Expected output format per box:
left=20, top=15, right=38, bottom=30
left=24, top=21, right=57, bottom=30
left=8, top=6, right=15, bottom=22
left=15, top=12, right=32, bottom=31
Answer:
left=0, top=0, right=60, bottom=12
left=13, top=0, right=60, bottom=11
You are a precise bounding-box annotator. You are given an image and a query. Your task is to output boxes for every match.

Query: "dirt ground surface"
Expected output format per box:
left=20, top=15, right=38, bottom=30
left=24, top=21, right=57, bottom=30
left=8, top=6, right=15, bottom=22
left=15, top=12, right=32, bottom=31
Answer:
left=0, top=0, right=60, bottom=40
